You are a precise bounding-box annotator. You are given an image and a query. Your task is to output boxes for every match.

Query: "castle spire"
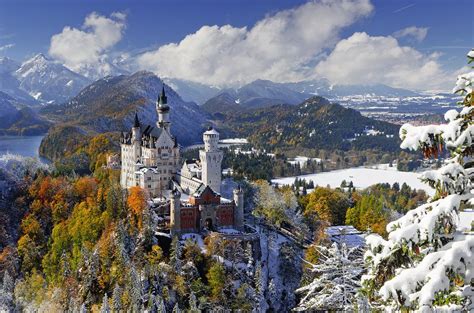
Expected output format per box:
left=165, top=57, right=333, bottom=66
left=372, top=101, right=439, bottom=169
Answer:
left=157, top=84, right=171, bottom=130
left=134, top=112, right=140, bottom=128
left=158, top=85, right=167, bottom=106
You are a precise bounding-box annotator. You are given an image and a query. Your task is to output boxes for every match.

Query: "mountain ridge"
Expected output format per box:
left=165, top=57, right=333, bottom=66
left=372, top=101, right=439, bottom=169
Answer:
left=0, top=53, right=92, bottom=105
left=40, top=71, right=210, bottom=148
left=213, top=96, right=400, bottom=152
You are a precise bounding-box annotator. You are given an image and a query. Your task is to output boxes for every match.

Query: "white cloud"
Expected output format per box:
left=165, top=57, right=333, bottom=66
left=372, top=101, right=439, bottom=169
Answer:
left=315, top=32, right=452, bottom=91
left=49, top=12, right=126, bottom=78
left=0, top=43, right=14, bottom=52
left=136, top=0, right=373, bottom=86
left=393, top=26, right=428, bottom=42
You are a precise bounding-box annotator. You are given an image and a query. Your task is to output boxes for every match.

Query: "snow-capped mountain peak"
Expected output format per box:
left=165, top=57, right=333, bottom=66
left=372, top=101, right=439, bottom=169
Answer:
left=11, top=53, right=91, bottom=104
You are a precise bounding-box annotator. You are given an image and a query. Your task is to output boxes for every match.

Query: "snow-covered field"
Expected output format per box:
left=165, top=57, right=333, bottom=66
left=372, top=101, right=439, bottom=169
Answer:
left=272, top=164, right=434, bottom=196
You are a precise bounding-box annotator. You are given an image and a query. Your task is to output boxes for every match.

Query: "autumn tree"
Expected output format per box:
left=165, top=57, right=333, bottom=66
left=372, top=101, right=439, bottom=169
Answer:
left=206, top=262, right=226, bottom=303
left=304, top=187, right=350, bottom=226
left=127, top=186, right=147, bottom=230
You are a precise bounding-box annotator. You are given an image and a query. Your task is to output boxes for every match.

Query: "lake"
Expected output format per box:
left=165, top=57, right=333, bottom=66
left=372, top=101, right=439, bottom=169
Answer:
left=0, top=136, right=45, bottom=158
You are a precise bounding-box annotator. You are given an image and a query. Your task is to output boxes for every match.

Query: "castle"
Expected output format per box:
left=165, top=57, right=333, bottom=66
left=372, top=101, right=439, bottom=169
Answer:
left=120, top=86, right=244, bottom=235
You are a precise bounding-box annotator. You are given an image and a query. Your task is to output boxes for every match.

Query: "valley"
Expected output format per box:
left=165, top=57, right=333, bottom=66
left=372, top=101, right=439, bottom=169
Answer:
left=1, top=1, right=472, bottom=312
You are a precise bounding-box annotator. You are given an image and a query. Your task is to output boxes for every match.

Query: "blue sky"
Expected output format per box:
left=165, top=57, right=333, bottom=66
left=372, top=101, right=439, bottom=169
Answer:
left=0, top=0, right=472, bottom=90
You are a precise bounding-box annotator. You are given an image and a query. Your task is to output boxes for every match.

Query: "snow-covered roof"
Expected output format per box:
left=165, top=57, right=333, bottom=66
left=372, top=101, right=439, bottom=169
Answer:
left=325, top=225, right=366, bottom=248
left=204, top=127, right=219, bottom=135
left=185, top=161, right=201, bottom=173
left=136, top=167, right=159, bottom=174
left=220, top=197, right=233, bottom=204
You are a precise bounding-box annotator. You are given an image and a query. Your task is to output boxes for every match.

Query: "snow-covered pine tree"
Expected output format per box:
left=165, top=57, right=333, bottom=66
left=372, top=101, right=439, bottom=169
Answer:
left=79, top=303, right=87, bottom=313
left=188, top=292, right=199, bottom=312
left=362, top=49, right=474, bottom=311
left=100, top=293, right=110, bottom=313
left=155, top=295, right=166, bottom=313
left=172, top=303, right=181, bottom=313
left=295, top=242, right=364, bottom=311
left=169, top=236, right=182, bottom=273
left=112, top=284, right=122, bottom=312
left=129, top=266, right=142, bottom=309
left=254, top=260, right=265, bottom=307
left=0, top=271, right=14, bottom=312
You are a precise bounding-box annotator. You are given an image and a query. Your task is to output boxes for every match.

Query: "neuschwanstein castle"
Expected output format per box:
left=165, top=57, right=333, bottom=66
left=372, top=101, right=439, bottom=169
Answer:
left=120, top=86, right=244, bottom=235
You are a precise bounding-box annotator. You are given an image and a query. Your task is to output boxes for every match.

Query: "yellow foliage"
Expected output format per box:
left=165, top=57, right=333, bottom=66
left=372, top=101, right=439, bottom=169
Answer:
left=127, top=186, right=147, bottom=230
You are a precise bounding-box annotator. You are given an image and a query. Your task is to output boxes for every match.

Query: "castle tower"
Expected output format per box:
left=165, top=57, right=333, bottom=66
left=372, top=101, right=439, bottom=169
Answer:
left=132, top=112, right=141, bottom=140
left=121, top=112, right=142, bottom=188
left=131, top=112, right=142, bottom=165
left=170, top=188, right=181, bottom=235
left=199, top=127, right=223, bottom=194
left=157, top=85, right=171, bottom=131
left=233, top=185, right=244, bottom=230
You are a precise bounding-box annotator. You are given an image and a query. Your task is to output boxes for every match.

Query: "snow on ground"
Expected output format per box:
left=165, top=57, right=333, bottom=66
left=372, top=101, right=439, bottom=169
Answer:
left=272, top=165, right=434, bottom=196
left=287, top=156, right=322, bottom=167
left=218, top=228, right=241, bottom=234
left=459, top=209, right=474, bottom=232
left=181, top=233, right=206, bottom=253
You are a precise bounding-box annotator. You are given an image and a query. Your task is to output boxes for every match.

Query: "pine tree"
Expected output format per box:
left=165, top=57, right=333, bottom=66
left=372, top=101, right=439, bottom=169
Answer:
left=129, top=266, right=142, bottom=309
left=146, top=293, right=156, bottom=312
left=112, top=284, right=122, bottom=313
left=295, top=242, right=364, bottom=311
left=155, top=295, right=166, bottom=313
left=169, top=236, right=182, bottom=273
left=245, top=242, right=254, bottom=276
left=0, top=271, right=14, bottom=312
left=172, top=303, right=180, bottom=313
left=362, top=49, right=474, bottom=311
left=188, top=292, right=199, bottom=312
left=100, top=293, right=110, bottom=313
left=267, top=278, right=278, bottom=308
left=1, top=271, right=14, bottom=294
left=79, top=303, right=87, bottom=313
left=254, top=260, right=265, bottom=307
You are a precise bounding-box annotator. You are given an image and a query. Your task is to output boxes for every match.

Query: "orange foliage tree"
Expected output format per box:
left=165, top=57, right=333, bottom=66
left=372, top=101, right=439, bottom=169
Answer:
left=127, top=187, right=148, bottom=230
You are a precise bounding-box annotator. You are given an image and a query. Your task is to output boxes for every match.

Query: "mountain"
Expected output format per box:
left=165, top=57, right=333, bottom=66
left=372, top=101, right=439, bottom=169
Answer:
left=164, top=78, right=420, bottom=106
left=213, top=96, right=400, bottom=152
left=0, top=57, right=38, bottom=105
left=329, top=84, right=420, bottom=97
left=0, top=91, right=50, bottom=135
left=41, top=71, right=210, bottom=147
left=0, top=91, right=19, bottom=124
left=202, top=79, right=311, bottom=114
left=164, top=78, right=221, bottom=105
left=280, top=80, right=420, bottom=98
left=73, top=59, right=130, bottom=81
left=13, top=54, right=91, bottom=104
left=0, top=54, right=92, bottom=105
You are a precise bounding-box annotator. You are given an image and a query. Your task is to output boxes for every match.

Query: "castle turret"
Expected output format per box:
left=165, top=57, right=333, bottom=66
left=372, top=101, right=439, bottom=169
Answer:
left=132, top=112, right=141, bottom=141
left=199, top=127, right=223, bottom=194
left=157, top=85, right=171, bottom=131
left=131, top=113, right=142, bottom=170
left=170, top=188, right=181, bottom=235
left=233, top=185, right=244, bottom=230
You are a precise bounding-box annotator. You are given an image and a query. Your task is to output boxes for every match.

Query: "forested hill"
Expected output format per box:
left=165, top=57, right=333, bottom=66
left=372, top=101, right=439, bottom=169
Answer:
left=214, top=96, right=400, bottom=152
left=40, top=71, right=209, bottom=146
